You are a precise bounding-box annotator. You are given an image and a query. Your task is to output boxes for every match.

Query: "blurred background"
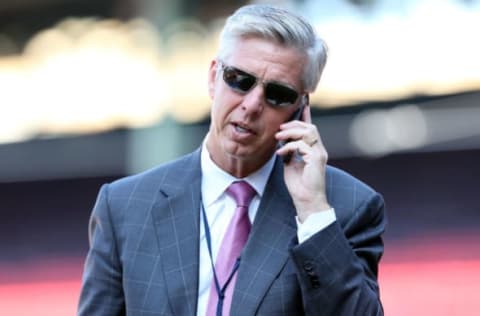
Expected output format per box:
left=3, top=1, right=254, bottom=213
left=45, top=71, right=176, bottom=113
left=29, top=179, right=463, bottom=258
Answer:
left=0, top=0, right=479, bottom=315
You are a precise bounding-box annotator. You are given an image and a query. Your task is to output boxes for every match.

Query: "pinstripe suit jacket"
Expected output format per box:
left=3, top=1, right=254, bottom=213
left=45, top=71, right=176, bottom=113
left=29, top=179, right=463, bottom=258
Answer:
left=78, top=148, right=386, bottom=315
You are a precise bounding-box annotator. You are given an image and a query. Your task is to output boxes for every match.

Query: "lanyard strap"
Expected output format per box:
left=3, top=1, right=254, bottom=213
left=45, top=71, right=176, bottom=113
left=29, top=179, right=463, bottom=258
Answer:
left=201, top=202, right=241, bottom=316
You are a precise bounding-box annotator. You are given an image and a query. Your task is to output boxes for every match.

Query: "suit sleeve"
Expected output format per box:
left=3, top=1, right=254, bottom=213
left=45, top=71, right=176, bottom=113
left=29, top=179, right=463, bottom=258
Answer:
left=77, top=184, right=126, bottom=315
left=290, top=191, right=386, bottom=316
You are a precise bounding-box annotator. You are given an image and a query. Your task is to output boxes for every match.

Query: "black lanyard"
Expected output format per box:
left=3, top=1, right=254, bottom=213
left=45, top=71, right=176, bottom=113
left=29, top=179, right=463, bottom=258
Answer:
left=201, top=202, right=241, bottom=316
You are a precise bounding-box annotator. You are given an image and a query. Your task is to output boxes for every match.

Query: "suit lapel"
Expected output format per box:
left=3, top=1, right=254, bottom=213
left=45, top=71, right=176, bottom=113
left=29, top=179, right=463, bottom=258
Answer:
left=150, top=150, right=202, bottom=315
left=231, top=158, right=298, bottom=316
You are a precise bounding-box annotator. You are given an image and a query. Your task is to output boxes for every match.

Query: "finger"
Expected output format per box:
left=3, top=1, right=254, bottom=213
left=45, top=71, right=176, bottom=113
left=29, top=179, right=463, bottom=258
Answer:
left=277, top=139, right=328, bottom=168
left=275, top=126, right=309, bottom=141
left=276, top=139, right=312, bottom=157
left=302, top=103, right=312, bottom=124
left=276, top=123, right=318, bottom=144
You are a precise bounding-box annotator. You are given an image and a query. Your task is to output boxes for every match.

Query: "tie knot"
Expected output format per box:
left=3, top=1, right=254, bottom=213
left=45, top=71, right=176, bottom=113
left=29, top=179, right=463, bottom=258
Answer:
left=226, top=181, right=256, bottom=207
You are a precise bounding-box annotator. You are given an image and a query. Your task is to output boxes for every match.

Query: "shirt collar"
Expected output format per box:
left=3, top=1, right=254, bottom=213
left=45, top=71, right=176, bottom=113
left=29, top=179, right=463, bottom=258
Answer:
left=201, top=135, right=276, bottom=207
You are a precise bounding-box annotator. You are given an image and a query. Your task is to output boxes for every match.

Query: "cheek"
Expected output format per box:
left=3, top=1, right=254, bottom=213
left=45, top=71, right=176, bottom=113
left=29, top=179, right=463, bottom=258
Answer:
left=258, top=120, right=282, bottom=146
left=212, top=93, right=240, bottom=127
left=264, top=111, right=292, bottom=133
left=211, top=104, right=222, bottom=130
left=211, top=99, right=229, bottom=131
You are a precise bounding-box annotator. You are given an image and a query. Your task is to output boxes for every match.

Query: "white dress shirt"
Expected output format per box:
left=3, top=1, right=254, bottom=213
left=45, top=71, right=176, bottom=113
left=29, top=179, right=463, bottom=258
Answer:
left=196, top=138, right=336, bottom=315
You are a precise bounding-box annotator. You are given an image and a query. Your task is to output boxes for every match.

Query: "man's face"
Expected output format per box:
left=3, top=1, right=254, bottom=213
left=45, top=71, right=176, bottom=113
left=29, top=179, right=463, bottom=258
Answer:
left=206, top=36, right=307, bottom=172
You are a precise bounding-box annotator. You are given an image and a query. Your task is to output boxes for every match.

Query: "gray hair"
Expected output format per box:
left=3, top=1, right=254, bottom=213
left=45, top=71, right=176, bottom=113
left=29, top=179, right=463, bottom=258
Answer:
left=217, top=4, right=328, bottom=93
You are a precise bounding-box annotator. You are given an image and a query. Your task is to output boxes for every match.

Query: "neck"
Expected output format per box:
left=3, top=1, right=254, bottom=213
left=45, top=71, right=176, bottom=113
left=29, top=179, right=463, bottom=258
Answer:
left=218, top=157, right=264, bottom=178
left=205, top=141, right=273, bottom=179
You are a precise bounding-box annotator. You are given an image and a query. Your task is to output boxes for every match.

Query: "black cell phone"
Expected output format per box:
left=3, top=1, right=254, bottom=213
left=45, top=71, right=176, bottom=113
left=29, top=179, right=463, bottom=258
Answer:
left=279, top=95, right=308, bottom=163
left=288, top=103, right=305, bottom=122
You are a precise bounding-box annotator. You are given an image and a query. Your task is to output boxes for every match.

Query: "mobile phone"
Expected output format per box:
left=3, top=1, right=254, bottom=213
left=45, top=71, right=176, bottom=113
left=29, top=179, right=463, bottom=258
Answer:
left=279, top=95, right=309, bottom=163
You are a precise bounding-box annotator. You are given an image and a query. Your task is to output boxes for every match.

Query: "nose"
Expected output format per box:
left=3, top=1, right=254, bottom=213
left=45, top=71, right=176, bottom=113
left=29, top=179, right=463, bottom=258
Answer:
left=240, top=84, right=265, bottom=116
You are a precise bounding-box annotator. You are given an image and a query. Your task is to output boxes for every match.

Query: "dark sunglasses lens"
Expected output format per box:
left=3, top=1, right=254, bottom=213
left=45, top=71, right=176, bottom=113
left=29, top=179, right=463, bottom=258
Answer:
left=223, top=67, right=256, bottom=92
left=265, top=83, right=299, bottom=107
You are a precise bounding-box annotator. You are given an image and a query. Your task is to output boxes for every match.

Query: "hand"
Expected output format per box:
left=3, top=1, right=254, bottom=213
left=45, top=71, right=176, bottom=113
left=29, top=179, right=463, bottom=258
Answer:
left=275, top=105, right=330, bottom=222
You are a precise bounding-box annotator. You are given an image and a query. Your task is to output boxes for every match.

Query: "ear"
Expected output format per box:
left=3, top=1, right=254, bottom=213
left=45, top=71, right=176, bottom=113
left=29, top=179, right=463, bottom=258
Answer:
left=208, top=59, right=218, bottom=99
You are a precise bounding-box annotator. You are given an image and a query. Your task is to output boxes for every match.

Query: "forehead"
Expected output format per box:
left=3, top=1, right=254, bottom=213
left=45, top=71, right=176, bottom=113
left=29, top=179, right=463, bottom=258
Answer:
left=223, top=37, right=307, bottom=89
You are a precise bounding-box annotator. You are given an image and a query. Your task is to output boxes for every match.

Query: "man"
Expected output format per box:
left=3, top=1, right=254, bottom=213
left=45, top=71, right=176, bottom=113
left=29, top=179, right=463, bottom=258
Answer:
left=78, top=4, right=386, bottom=316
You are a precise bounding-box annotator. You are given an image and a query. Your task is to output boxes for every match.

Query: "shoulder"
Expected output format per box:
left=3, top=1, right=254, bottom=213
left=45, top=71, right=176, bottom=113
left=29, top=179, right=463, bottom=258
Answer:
left=106, top=148, right=201, bottom=200
left=325, top=165, right=377, bottom=195
left=90, top=149, right=201, bottom=226
left=325, top=165, right=385, bottom=224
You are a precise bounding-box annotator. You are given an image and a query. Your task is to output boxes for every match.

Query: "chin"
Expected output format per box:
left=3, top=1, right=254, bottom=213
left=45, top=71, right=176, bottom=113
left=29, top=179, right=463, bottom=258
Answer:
left=225, top=144, right=251, bottom=159
left=223, top=136, right=274, bottom=161
left=222, top=141, right=251, bottom=159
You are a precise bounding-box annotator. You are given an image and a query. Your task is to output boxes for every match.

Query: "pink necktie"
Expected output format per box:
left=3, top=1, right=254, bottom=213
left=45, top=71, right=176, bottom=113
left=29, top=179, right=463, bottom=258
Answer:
left=206, top=181, right=256, bottom=316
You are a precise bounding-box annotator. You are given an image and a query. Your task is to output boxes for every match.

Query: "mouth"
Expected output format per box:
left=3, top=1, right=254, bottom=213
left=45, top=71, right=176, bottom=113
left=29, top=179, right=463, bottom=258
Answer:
left=232, top=122, right=255, bottom=135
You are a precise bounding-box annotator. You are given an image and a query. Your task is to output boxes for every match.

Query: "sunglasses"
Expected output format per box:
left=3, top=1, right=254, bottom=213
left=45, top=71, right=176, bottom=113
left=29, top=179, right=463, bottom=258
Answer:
left=220, top=62, right=301, bottom=107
